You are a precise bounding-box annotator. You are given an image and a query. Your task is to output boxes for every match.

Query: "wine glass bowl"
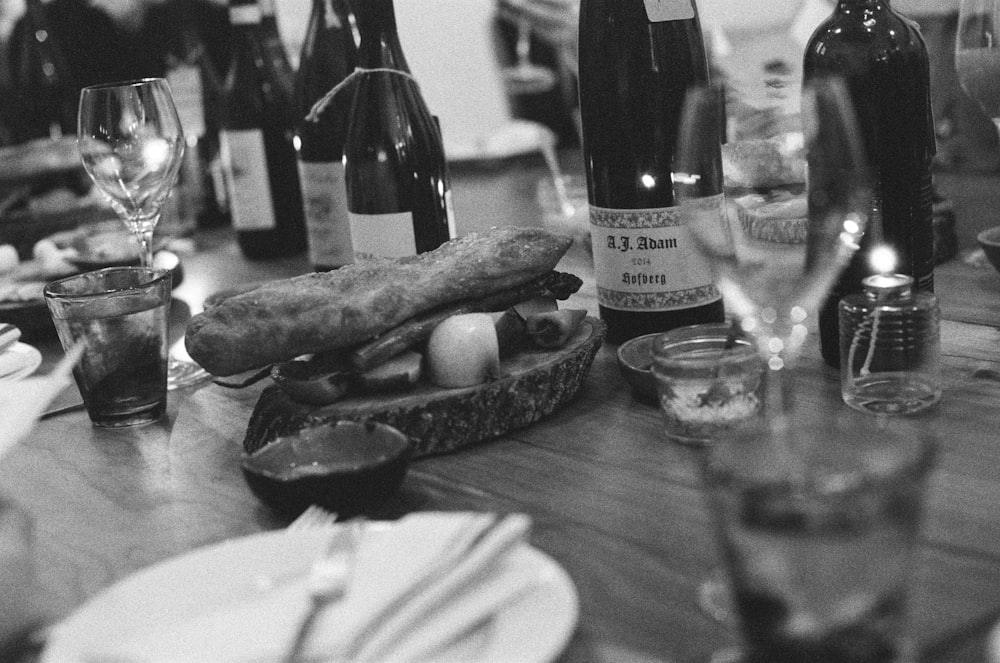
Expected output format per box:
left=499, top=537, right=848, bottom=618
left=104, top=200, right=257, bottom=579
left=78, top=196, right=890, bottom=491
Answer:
left=77, top=78, right=185, bottom=268
left=956, top=0, right=1000, bottom=139
left=675, top=78, right=870, bottom=379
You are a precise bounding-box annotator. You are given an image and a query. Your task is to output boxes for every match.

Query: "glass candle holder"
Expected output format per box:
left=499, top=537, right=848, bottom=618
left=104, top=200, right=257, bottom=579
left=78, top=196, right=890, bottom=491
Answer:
left=839, top=273, right=941, bottom=415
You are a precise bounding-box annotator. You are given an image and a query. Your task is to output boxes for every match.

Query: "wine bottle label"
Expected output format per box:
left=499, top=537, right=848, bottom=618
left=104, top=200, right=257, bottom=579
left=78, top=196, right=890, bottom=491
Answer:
left=298, top=159, right=354, bottom=267
left=348, top=211, right=416, bottom=258
left=167, top=63, right=206, bottom=137
left=229, top=5, right=261, bottom=25
left=643, top=0, right=694, bottom=22
left=220, top=129, right=277, bottom=231
left=589, top=197, right=721, bottom=312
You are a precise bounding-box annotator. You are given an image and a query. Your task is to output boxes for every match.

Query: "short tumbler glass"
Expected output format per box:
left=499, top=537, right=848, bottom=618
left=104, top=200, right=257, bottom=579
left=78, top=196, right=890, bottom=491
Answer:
left=702, top=412, right=937, bottom=662
left=44, top=267, right=172, bottom=427
left=651, top=323, right=765, bottom=446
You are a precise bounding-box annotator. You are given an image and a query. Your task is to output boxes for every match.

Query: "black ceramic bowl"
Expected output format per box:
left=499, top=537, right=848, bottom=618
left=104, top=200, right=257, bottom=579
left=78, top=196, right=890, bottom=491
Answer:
left=616, top=332, right=660, bottom=403
left=240, top=420, right=413, bottom=517
left=978, top=226, right=1000, bottom=276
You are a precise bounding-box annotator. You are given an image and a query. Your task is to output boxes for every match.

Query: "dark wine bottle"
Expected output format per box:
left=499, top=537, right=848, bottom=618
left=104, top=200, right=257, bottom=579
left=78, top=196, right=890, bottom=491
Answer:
left=578, top=0, right=724, bottom=345
left=258, top=0, right=297, bottom=96
left=11, top=0, right=77, bottom=142
left=294, top=0, right=358, bottom=271
left=804, top=0, right=936, bottom=367
left=343, top=0, right=454, bottom=258
left=220, top=0, right=307, bottom=259
left=165, top=7, right=231, bottom=231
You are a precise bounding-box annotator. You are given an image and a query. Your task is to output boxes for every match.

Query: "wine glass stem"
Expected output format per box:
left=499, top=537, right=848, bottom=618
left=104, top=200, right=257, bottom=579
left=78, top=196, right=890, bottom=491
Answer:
left=134, top=226, right=155, bottom=268
left=516, top=19, right=532, bottom=66
left=762, top=362, right=790, bottom=418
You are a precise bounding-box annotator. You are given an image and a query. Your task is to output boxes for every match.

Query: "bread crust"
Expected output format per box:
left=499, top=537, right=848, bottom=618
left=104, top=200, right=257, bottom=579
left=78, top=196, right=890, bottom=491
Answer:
left=722, top=139, right=805, bottom=189
left=185, top=227, right=573, bottom=376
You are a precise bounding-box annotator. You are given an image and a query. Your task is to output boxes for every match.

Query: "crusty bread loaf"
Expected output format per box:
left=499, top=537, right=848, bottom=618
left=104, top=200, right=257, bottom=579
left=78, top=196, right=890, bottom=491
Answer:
left=185, top=227, right=573, bottom=376
left=733, top=193, right=808, bottom=244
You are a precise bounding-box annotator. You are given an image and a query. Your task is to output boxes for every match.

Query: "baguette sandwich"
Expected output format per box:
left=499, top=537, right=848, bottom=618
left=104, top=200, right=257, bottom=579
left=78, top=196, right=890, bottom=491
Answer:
left=185, top=227, right=582, bottom=377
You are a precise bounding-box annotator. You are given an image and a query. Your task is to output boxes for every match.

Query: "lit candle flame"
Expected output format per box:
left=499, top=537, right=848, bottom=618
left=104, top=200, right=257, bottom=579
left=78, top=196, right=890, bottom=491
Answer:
left=870, top=245, right=897, bottom=275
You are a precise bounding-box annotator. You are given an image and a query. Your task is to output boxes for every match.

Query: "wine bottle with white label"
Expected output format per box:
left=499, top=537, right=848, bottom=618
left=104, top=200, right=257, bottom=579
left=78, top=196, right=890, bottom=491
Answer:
left=258, top=0, right=296, bottom=97
left=578, top=0, right=724, bottom=344
left=343, top=0, right=454, bottom=258
left=165, top=7, right=232, bottom=232
left=294, top=0, right=357, bottom=271
left=220, top=0, right=307, bottom=259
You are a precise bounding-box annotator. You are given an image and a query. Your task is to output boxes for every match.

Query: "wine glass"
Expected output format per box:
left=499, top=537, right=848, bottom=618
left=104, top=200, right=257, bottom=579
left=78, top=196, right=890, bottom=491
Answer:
left=77, top=78, right=184, bottom=269
left=77, top=78, right=209, bottom=390
left=956, top=0, right=1000, bottom=147
left=673, top=77, right=872, bottom=640
left=675, top=77, right=870, bottom=416
left=502, top=17, right=558, bottom=95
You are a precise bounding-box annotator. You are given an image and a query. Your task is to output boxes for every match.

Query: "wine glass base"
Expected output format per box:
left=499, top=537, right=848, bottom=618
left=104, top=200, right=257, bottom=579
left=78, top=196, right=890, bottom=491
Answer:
left=502, top=67, right=558, bottom=96
left=698, top=568, right=736, bottom=626
left=708, top=647, right=744, bottom=663
left=167, top=358, right=212, bottom=391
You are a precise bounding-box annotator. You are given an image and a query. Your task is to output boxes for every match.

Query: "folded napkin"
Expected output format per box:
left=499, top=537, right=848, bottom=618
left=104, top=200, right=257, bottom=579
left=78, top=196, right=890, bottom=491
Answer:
left=88, top=512, right=537, bottom=662
left=0, top=324, right=20, bottom=355
left=0, top=343, right=82, bottom=463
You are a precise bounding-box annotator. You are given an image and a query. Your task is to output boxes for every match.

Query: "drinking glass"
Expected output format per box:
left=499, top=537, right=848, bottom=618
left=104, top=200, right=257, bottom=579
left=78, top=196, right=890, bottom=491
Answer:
left=502, top=17, right=558, bottom=95
left=77, top=78, right=209, bottom=390
left=701, top=410, right=936, bottom=663
left=956, top=0, right=1000, bottom=144
left=77, top=78, right=184, bottom=269
left=44, top=267, right=172, bottom=428
left=674, top=77, right=872, bottom=625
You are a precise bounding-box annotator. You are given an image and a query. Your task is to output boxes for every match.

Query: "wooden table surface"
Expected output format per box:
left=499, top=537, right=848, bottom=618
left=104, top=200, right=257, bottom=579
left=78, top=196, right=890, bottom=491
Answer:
left=5, top=152, right=1000, bottom=663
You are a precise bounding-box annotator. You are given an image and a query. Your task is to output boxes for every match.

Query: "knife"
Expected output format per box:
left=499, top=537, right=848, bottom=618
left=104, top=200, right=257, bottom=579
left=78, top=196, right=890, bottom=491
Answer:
left=40, top=400, right=86, bottom=419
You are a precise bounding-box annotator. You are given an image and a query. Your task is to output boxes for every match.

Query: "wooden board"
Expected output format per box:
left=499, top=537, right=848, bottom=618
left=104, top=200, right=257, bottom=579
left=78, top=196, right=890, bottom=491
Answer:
left=243, top=317, right=607, bottom=458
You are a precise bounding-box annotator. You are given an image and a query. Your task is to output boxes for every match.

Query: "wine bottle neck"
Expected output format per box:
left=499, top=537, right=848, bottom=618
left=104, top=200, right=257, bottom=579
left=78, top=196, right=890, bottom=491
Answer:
left=354, top=0, right=409, bottom=72
left=835, top=0, right=891, bottom=11
left=312, top=0, right=352, bottom=32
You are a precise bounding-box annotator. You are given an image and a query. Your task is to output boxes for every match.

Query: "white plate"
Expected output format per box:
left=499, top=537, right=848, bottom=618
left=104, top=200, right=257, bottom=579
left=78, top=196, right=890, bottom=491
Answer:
left=0, top=342, right=41, bottom=382
left=42, top=522, right=579, bottom=663
left=446, top=120, right=550, bottom=163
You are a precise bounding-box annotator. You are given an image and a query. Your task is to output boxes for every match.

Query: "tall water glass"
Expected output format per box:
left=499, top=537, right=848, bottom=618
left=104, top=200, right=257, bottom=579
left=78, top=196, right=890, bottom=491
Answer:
left=702, top=411, right=936, bottom=663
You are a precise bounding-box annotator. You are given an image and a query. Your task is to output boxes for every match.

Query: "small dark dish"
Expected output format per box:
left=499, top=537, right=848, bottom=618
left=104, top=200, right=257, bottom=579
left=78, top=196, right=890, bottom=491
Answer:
left=616, top=333, right=660, bottom=403
left=977, top=226, right=1000, bottom=276
left=240, top=420, right=412, bottom=517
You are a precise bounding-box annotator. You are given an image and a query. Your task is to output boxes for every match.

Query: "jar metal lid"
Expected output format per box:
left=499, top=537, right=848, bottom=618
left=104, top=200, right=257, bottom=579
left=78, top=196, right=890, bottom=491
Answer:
left=862, top=273, right=913, bottom=298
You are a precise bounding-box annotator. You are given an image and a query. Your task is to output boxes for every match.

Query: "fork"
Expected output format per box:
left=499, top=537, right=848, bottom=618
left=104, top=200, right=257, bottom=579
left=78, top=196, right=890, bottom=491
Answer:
left=282, top=516, right=364, bottom=663
left=288, top=504, right=340, bottom=532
